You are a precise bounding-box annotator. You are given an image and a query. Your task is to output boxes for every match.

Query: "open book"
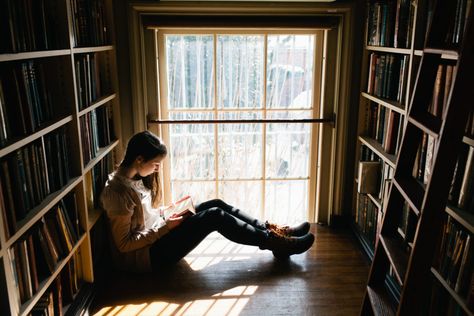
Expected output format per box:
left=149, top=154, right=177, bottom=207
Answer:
left=162, top=196, right=196, bottom=220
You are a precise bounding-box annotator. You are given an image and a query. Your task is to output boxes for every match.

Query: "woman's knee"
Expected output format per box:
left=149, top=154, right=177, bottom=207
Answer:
left=197, top=198, right=227, bottom=211
left=209, top=198, right=226, bottom=208
left=203, top=207, right=225, bottom=218
left=199, top=207, right=227, bottom=226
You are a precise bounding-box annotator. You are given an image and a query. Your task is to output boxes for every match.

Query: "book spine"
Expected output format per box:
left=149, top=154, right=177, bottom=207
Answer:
left=39, top=218, right=60, bottom=266
left=454, top=234, right=473, bottom=295
left=26, top=234, right=39, bottom=294
left=56, top=205, right=74, bottom=252
left=458, top=146, right=474, bottom=209
left=0, top=80, right=10, bottom=145
left=8, top=247, right=22, bottom=307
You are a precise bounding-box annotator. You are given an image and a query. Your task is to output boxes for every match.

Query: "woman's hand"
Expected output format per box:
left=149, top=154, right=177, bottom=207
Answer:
left=165, top=213, right=186, bottom=230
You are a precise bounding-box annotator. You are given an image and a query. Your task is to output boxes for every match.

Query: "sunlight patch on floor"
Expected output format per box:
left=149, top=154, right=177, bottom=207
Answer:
left=182, top=232, right=265, bottom=271
left=93, top=234, right=266, bottom=315
left=93, top=285, right=257, bottom=316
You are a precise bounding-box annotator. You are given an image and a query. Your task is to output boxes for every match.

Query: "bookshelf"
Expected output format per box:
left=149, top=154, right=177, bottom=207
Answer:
left=355, top=0, right=474, bottom=314
left=0, top=0, right=121, bottom=315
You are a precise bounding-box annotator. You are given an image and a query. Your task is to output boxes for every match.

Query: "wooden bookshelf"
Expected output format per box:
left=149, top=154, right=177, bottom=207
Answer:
left=361, top=92, right=406, bottom=115
left=4, top=177, right=83, bottom=251
left=72, top=45, right=114, bottom=54
left=414, top=49, right=459, bottom=60
left=0, top=116, right=74, bottom=158
left=359, top=136, right=397, bottom=168
left=0, top=0, right=121, bottom=314
left=368, top=193, right=382, bottom=210
left=0, top=50, right=72, bottom=62
left=365, top=45, right=412, bottom=55
left=83, top=140, right=119, bottom=174
left=445, top=205, right=474, bottom=234
left=18, top=234, right=86, bottom=316
left=77, top=93, right=116, bottom=117
left=355, top=0, right=474, bottom=314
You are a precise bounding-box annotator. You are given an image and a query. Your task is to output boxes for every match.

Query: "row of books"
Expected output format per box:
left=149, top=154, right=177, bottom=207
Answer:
left=449, top=144, right=474, bottom=213
left=0, top=128, right=72, bottom=238
left=360, top=144, right=378, bottom=162
left=8, top=194, right=81, bottom=306
left=444, top=0, right=472, bottom=47
left=45, top=128, right=72, bottom=193
left=0, top=0, right=61, bottom=53
left=367, top=53, right=409, bottom=103
left=89, top=153, right=113, bottom=209
left=355, top=193, right=379, bottom=248
left=434, top=216, right=473, bottom=310
left=357, top=161, right=418, bottom=251
left=366, top=102, right=403, bottom=155
left=0, top=61, right=59, bottom=146
left=71, top=0, right=109, bottom=48
left=378, top=162, right=394, bottom=201
left=373, top=118, right=471, bottom=206
left=75, top=53, right=109, bottom=110
left=411, top=132, right=436, bottom=185
left=411, top=131, right=472, bottom=204
left=428, top=63, right=455, bottom=119
left=80, top=105, right=114, bottom=166
left=31, top=278, right=61, bottom=316
left=367, top=0, right=414, bottom=48
left=424, top=0, right=472, bottom=49
left=31, top=254, right=82, bottom=316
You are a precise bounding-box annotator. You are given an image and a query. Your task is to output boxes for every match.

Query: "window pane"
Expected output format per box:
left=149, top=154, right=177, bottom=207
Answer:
left=266, top=35, right=314, bottom=109
left=219, top=181, right=262, bottom=220
left=169, top=112, right=215, bottom=180
left=166, top=35, right=214, bottom=109
left=265, top=180, right=308, bottom=225
left=218, top=112, right=263, bottom=179
left=217, top=35, right=264, bottom=109
left=266, top=111, right=312, bottom=179
left=172, top=181, right=216, bottom=205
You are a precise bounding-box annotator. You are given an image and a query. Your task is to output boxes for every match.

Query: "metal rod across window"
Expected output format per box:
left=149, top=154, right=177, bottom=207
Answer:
left=148, top=116, right=335, bottom=125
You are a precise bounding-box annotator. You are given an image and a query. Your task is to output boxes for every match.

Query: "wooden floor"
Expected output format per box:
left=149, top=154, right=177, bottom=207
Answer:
left=90, top=225, right=369, bottom=316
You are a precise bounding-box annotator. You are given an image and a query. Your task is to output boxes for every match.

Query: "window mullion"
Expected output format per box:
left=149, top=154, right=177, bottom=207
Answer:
left=213, top=34, right=219, bottom=199
left=180, top=37, right=186, bottom=107
left=261, top=33, right=268, bottom=221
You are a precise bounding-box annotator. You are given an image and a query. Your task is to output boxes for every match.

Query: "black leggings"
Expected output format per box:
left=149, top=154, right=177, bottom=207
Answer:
left=149, top=199, right=268, bottom=270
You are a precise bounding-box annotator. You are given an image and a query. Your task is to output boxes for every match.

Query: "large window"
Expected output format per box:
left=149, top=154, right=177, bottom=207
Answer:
left=156, top=30, right=323, bottom=224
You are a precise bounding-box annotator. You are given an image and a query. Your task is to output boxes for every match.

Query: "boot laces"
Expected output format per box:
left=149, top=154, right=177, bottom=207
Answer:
left=265, top=221, right=291, bottom=237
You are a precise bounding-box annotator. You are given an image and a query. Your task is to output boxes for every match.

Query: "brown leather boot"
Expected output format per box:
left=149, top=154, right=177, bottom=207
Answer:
left=260, top=229, right=315, bottom=259
left=265, top=221, right=311, bottom=237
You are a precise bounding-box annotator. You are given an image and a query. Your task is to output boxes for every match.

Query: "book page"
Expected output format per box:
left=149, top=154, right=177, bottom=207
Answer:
left=162, top=196, right=196, bottom=220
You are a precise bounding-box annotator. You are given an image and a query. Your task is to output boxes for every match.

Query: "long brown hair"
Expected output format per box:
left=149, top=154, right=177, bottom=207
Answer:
left=120, top=131, right=167, bottom=207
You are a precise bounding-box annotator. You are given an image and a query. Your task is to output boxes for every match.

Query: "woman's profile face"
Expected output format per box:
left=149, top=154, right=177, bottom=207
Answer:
left=137, top=155, right=165, bottom=177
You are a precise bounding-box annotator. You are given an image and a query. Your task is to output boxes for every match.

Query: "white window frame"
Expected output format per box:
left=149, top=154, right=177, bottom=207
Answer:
left=154, top=29, right=324, bottom=222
